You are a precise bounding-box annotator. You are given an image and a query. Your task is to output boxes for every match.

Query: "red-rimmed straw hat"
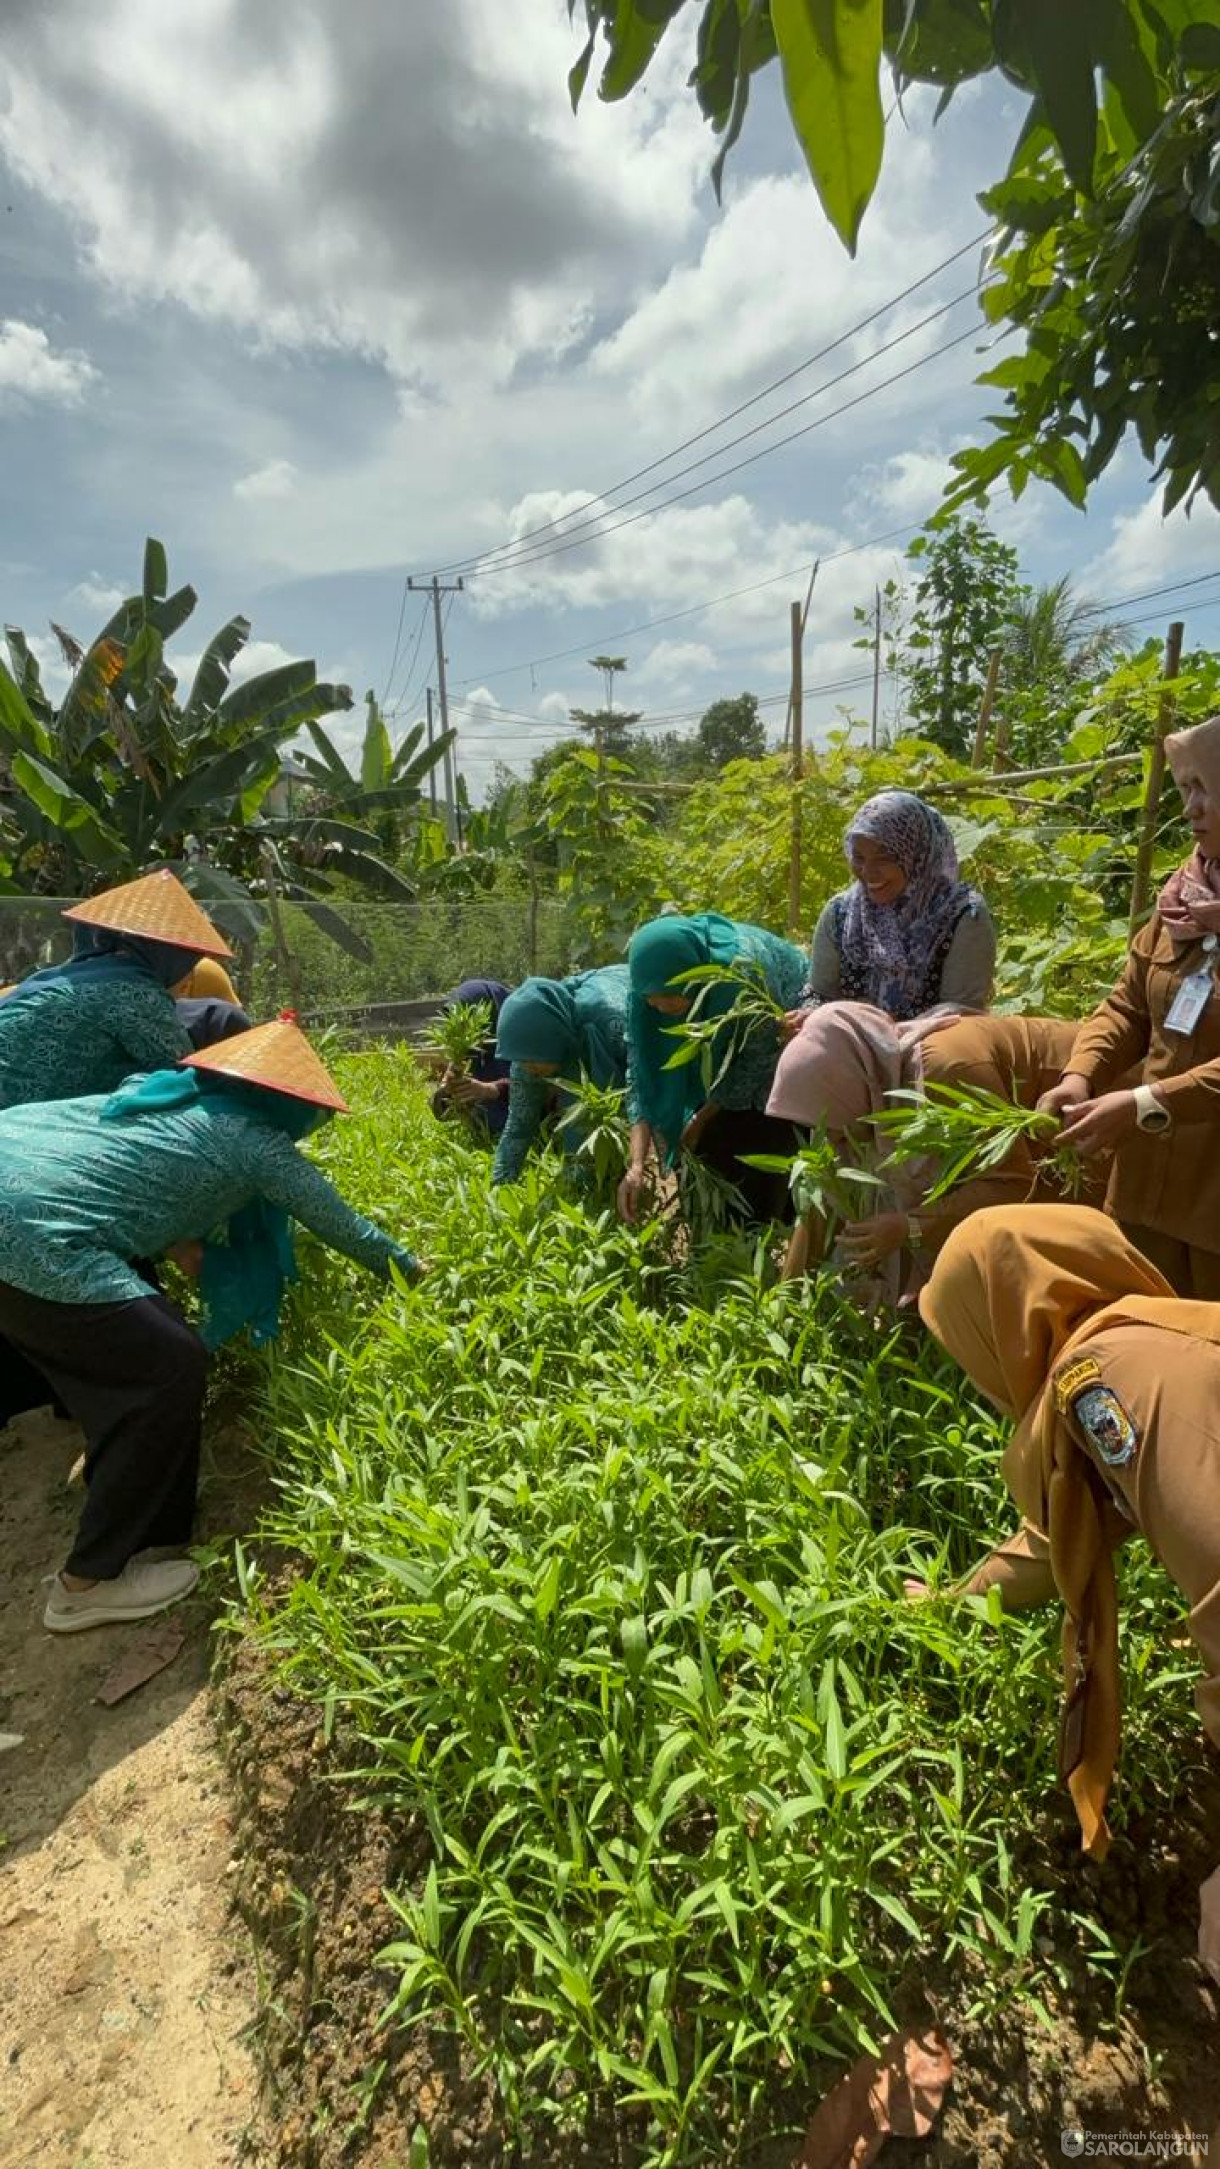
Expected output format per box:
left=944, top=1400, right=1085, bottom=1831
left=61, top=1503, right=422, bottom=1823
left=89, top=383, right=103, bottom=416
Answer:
left=181, top=1017, right=349, bottom=1111
left=63, top=869, right=232, bottom=957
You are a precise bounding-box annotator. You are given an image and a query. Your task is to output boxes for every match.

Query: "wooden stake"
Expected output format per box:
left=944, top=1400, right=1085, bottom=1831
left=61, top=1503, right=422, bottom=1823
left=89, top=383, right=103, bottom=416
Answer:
left=870, top=586, right=882, bottom=750
left=970, top=647, right=1003, bottom=769
left=1129, top=619, right=1185, bottom=934
left=788, top=599, right=804, bottom=937
left=782, top=560, right=819, bottom=750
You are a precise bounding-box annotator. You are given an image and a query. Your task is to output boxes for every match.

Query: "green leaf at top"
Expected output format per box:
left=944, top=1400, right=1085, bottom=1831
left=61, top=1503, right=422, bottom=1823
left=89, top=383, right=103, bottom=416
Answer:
left=771, top=0, right=886, bottom=254
left=142, top=536, right=168, bottom=603
left=1021, top=0, right=1098, bottom=192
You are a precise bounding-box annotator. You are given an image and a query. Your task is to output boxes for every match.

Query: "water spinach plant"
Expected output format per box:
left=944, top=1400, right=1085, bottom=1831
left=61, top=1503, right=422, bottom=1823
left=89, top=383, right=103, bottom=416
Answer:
left=418, top=997, right=495, bottom=1074
left=870, top=1082, right=1088, bottom=1201
left=232, top=1050, right=1202, bottom=2166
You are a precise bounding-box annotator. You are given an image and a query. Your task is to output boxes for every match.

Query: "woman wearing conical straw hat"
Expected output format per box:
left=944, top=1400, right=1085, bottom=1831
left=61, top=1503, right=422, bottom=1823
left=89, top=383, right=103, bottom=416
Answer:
left=0, top=868, right=243, bottom=1110
left=918, top=1202, right=1220, bottom=1986
left=0, top=1018, right=423, bottom=1633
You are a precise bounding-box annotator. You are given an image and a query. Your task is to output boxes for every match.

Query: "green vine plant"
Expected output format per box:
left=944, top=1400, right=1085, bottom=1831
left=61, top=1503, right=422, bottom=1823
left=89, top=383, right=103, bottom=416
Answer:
left=870, top=1083, right=1088, bottom=1202
left=660, top=961, right=787, bottom=1096
left=419, top=999, right=495, bottom=1075
left=743, top=1126, right=885, bottom=1259
left=555, top=1075, right=633, bottom=1198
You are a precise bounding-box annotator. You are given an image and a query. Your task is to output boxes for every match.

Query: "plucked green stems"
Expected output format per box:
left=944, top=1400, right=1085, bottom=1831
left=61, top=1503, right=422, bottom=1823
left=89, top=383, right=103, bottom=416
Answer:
left=660, top=962, right=786, bottom=1097
left=419, top=999, right=495, bottom=1074
left=870, top=1083, right=1087, bottom=1202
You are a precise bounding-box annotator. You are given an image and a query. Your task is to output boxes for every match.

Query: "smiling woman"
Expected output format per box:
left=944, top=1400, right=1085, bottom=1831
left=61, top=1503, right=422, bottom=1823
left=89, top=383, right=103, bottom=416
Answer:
left=802, top=789, right=997, bottom=1022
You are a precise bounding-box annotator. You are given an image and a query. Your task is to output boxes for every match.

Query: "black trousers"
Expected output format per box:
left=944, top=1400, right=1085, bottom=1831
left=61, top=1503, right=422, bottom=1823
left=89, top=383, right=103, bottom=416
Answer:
left=0, top=1282, right=209, bottom=1579
left=691, top=1109, right=800, bottom=1224
left=176, top=997, right=252, bottom=1047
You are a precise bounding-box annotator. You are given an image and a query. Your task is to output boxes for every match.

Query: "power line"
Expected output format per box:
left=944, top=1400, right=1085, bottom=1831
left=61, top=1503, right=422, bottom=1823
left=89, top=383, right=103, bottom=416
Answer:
left=426, top=227, right=992, bottom=581
left=446, top=287, right=984, bottom=585
left=460, top=320, right=994, bottom=587
left=383, top=592, right=430, bottom=713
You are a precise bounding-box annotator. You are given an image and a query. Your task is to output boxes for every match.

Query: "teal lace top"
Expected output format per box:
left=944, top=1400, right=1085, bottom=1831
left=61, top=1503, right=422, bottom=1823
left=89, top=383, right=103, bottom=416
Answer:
left=0, top=976, right=191, bottom=1110
left=0, top=1090, right=415, bottom=1308
left=492, top=963, right=639, bottom=1185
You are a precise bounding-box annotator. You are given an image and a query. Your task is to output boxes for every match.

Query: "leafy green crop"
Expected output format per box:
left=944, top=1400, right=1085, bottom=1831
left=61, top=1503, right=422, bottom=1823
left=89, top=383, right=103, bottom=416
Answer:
left=871, top=1082, right=1088, bottom=1202
left=231, top=1050, right=1204, bottom=2165
left=419, top=998, right=495, bottom=1073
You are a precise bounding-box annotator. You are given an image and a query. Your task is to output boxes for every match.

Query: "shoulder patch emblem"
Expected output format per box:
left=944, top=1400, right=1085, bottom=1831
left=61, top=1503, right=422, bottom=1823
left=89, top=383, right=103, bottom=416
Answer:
left=1071, top=1385, right=1140, bottom=1469
left=1054, top=1356, right=1101, bottom=1413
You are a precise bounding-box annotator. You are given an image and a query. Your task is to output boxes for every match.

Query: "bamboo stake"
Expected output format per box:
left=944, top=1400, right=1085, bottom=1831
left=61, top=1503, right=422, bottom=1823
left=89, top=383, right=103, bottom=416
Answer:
left=788, top=599, right=804, bottom=937
left=1129, top=619, right=1185, bottom=933
left=782, top=561, right=819, bottom=751
left=970, top=647, right=1003, bottom=769
left=924, top=752, right=1142, bottom=795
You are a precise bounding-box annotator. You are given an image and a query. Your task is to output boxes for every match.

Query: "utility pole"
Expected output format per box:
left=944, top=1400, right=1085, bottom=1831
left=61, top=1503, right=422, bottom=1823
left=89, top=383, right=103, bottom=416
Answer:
left=870, top=587, right=882, bottom=750
left=425, top=686, right=439, bottom=819
left=788, top=598, right=804, bottom=937
left=409, top=574, right=464, bottom=843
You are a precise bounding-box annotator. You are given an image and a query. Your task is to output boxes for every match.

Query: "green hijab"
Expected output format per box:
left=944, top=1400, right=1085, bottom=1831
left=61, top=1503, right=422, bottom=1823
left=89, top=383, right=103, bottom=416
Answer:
left=495, top=969, right=627, bottom=1088
left=627, top=912, right=742, bottom=1154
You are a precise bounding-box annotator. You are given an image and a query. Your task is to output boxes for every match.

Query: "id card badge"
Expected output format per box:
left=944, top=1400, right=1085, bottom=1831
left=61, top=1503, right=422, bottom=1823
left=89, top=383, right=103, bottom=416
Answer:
left=1165, top=966, right=1214, bottom=1036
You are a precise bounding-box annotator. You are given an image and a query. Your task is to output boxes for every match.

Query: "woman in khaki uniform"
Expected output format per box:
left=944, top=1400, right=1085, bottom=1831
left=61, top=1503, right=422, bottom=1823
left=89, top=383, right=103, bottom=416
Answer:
left=768, top=1004, right=1094, bottom=1286
left=1041, top=714, right=1220, bottom=1296
left=918, top=1203, right=1220, bottom=1982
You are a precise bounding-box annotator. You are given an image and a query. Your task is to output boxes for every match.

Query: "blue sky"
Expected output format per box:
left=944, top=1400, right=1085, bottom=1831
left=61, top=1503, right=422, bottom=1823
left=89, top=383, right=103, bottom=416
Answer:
left=3, top=0, right=1219, bottom=801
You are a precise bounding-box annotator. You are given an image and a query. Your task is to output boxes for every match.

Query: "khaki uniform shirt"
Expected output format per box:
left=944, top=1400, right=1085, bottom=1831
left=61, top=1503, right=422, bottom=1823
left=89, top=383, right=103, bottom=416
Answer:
left=1067, top=916, right=1220, bottom=1253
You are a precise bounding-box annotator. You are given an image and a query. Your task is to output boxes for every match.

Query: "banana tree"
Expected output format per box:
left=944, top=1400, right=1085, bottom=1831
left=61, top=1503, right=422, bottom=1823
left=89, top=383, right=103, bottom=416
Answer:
left=0, top=537, right=373, bottom=965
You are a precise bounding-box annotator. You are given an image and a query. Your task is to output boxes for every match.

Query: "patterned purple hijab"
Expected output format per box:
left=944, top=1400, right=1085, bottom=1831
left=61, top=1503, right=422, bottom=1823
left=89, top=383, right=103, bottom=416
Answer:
left=837, top=791, right=978, bottom=1021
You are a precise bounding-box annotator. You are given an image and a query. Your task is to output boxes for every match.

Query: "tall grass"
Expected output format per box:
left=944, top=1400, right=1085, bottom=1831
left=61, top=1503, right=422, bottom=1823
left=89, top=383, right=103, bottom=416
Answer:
left=232, top=1048, right=1204, bottom=2164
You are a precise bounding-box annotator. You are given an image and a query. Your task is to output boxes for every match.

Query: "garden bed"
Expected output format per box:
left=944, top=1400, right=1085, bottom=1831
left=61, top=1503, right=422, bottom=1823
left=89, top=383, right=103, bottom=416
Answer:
left=216, top=1049, right=1220, bottom=2167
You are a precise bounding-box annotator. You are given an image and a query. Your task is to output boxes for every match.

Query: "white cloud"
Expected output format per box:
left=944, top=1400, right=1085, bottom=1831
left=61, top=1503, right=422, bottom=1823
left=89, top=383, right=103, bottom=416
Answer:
left=1081, top=493, right=1220, bottom=606
left=0, top=319, right=96, bottom=405
left=66, top=573, right=126, bottom=618
left=234, top=458, right=298, bottom=502
left=634, top=638, right=717, bottom=693
left=859, top=445, right=956, bottom=524
left=0, top=0, right=707, bottom=390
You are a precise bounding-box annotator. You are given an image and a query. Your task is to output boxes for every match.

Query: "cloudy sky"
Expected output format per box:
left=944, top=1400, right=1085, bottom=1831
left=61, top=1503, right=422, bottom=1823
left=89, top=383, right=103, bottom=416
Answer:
left=3, top=0, right=1219, bottom=800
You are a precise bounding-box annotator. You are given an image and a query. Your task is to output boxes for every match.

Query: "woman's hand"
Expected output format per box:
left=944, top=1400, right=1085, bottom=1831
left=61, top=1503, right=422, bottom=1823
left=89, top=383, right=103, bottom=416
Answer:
left=450, top=1075, right=501, bottom=1107
left=1200, top=1864, right=1220, bottom=1987
left=1036, top=1071, right=1091, bottom=1119
left=1057, top=1090, right=1139, bottom=1157
left=780, top=1007, right=809, bottom=1043
left=165, top=1239, right=204, bottom=1279
left=839, top=1211, right=908, bottom=1270
left=617, top=1166, right=648, bottom=1224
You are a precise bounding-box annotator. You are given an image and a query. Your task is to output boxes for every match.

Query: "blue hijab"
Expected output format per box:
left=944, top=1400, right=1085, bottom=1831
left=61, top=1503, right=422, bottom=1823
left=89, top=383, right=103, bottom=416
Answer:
left=18, top=923, right=204, bottom=995
left=101, top=1068, right=326, bottom=1349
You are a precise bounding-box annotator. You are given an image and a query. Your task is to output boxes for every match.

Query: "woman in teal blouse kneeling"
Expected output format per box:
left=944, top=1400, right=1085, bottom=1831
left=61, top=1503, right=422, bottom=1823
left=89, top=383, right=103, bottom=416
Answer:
left=0, top=1019, right=422, bottom=1635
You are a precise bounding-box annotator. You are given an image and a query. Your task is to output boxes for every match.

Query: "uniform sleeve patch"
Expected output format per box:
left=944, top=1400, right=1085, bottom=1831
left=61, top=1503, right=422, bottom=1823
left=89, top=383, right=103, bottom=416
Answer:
left=1071, top=1385, right=1140, bottom=1469
left=1054, top=1356, right=1101, bottom=1413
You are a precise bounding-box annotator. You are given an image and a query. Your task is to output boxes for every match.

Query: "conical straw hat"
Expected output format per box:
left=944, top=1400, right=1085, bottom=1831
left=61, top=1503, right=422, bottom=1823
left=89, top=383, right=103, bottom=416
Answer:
left=63, top=869, right=233, bottom=957
left=182, top=1017, right=349, bottom=1111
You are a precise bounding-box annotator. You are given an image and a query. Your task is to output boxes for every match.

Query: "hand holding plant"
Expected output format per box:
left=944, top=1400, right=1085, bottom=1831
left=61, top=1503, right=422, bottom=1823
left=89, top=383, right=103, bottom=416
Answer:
left=1057, top=1090, right=1140, bottom=1158
left=838, top=1211, right=909, bottom=1271
left=420, top=999, right=495, bottom=1076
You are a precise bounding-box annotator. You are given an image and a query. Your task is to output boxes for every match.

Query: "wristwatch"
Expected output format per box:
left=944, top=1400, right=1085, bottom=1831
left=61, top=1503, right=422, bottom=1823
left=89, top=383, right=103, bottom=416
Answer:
left=1133, top=1084, right=1172, bottom=1135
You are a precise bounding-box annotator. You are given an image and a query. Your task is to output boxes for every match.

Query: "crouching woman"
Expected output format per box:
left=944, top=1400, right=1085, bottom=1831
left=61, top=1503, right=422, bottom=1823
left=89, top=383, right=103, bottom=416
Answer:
left=0, top=1019, right=422, bottom=1634
left=919, top=1203, right=1220, bottom=1980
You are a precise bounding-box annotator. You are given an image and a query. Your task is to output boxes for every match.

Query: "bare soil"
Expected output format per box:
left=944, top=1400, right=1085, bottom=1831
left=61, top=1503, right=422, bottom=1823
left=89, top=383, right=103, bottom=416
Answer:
left=0, top=1405, right=259, bottom=2169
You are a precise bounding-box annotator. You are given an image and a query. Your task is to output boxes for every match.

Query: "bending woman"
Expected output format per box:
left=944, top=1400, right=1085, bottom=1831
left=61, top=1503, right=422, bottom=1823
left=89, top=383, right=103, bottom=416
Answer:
left=429, top=977, right=513, bottom=1139
left=802, top=791, right=996, bottom=1020
left=491, top=965, right=634, bottom=1184
left=0, top=869, right=236, bottom=1109
left=623, top=912, right=808, bottom=1224
left=1041, top=715, right=1220, bottom=1296
left=919, top=1203, right=1220, bottom=1979
left=0, top=1019, right=421, bottom=1634
left=768, top=1004, right=1088, bottom=1289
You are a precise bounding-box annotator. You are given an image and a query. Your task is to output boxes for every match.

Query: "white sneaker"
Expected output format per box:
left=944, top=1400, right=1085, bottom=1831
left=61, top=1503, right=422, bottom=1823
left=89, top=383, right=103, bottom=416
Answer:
left=43, top=1557, right=199, bottom=1634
